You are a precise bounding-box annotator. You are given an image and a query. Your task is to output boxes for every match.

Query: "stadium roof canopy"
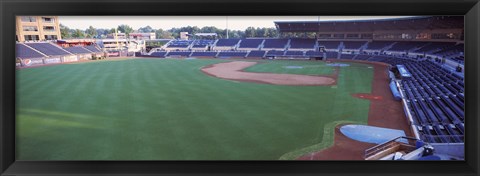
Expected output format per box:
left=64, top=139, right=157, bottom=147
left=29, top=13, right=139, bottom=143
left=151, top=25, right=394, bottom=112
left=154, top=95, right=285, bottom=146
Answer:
left=274, top=16, right=464, bottom=33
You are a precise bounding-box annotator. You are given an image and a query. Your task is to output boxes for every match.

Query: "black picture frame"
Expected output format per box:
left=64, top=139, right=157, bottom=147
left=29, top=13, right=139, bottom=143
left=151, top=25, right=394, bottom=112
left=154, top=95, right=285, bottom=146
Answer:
left=1, top=0, right=479, bottom=175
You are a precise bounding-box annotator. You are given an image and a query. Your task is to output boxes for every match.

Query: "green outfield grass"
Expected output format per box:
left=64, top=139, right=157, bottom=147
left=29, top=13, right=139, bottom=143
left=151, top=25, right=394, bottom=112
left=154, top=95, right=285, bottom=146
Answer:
left=16, top=58, right=373, bottom=160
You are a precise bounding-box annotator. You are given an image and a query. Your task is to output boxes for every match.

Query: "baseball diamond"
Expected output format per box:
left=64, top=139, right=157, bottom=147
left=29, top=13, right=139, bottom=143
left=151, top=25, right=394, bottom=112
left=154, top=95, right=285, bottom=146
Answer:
left=16, top=58, right=384, bottom=160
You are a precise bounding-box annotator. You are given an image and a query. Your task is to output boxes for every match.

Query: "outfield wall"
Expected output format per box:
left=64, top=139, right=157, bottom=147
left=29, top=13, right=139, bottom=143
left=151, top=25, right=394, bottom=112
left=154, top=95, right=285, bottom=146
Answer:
left=17, top=53, right=101, bottom=68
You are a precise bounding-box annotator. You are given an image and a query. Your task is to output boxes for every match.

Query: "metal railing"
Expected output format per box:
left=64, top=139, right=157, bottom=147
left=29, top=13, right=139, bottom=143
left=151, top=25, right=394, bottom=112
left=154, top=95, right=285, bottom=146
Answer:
left=364, top=136, right=418, bottom=159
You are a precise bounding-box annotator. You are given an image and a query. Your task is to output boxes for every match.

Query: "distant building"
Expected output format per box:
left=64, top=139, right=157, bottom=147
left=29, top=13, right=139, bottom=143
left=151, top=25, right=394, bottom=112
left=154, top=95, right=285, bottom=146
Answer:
left=107, top=32, right=127, bottom=39
left=16, top=16, right=62, bottom=42
left=129, top=33, right=156, bottom=40
left=56, top=39, right=97, bottom=48
left=180, top=32, right=189, bottom=40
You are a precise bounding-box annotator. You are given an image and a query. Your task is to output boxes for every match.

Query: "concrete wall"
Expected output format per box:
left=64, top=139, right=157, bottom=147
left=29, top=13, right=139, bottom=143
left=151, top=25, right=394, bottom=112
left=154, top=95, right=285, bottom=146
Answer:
left=431, top=143, right=464, bottom=158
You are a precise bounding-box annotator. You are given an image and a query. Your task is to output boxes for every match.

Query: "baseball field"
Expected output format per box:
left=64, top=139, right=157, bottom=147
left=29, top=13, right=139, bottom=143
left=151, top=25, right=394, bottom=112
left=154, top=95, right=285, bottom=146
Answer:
left=16, top=57, right=375, bottom=160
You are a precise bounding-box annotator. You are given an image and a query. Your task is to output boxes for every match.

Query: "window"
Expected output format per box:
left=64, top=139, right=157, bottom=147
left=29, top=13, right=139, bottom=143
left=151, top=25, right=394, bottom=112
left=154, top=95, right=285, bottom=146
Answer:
left=44, top=35, right=58, bottom=40
left=43, top=26, right=55, bottom=31
left=24, top=35, right=39, bottom=41
left=20, top=16, right=36, bottom=22
left=23, top=26, right=38, bottom=32
left=42, top=17, right=54, bottom=23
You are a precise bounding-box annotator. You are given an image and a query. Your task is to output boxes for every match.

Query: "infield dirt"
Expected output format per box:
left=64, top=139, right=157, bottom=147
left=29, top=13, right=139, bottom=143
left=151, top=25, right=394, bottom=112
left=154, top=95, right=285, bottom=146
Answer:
left=201, top=61, right=337, bottom=86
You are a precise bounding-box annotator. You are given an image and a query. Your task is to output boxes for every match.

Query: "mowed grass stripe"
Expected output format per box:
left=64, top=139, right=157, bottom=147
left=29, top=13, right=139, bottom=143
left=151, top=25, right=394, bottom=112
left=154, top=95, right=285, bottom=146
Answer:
left=17, top=58, right=373, bottom=160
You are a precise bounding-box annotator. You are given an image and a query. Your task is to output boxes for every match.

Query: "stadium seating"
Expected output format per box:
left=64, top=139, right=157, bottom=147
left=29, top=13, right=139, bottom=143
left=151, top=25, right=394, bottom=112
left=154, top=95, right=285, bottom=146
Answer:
left=217, top=51, right=247, bottom=57
left=354, top=54, right=372, bottom=60
left=192, top=40, right=215, bottom=48
left=16, top=44, right=45, bottom=58
left=64, top=46, right=92, bottom=54
left=263, top=39, right=288, bottom=49
left=25, top=43, right=71, bottom=56
left=167, top=40, right=193, bottom=48
left=305, top=50, right=324, bottom=56
left=434, top=43, right=464, bottom=57
left=167, top=51, right=191, bottom=57
left=266, top=50, right=285, bottom=56
left=365, top=41, right=394, bottom=50
left=238, top=39, right=264, bottom=48
left=342, top=41, right=367, bottom=50
left=413, top=42, right=456, bottom=54
left=288, top=38, right=316, bottom=49
left=246, top=50, right=266, bottom=57
left=215, top=39, right=240, bottom=46
left=85, top=45, right=102, bottom=52
left=387, top=41, right=429, bottom=52
left=284, top=50, right=304, bottom=56
left=318, top=41, right=341, bottom=49
left=357, top=55, right=464, bottom=143
left=191, top=51, right=218, bottom=57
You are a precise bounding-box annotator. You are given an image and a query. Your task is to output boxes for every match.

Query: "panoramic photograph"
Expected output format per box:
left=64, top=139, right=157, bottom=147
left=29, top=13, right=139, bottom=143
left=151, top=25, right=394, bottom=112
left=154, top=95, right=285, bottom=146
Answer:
left=15, top=16, right=464, bottom=160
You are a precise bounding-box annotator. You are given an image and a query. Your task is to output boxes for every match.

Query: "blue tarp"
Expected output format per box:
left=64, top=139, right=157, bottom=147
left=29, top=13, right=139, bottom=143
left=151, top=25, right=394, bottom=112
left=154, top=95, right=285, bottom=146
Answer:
left=340, top=125, right=407, bottom=144
left=397, top=65, right=412, bottom=78
left=390, top=81, right=402, bottom=101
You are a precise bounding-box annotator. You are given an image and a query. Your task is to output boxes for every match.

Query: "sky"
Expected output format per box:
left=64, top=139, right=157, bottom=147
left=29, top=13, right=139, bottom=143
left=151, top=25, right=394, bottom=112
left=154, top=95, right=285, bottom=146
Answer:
left=58, top=16, right=416, bottom=31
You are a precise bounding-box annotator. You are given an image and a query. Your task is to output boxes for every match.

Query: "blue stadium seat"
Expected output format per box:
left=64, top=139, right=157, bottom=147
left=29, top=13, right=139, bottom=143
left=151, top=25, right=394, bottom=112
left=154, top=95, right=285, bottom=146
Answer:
left=238, top=39, right=264, bottom=48
left=217, top=52, right=247, bottom=57
left=246, top=50, right=266, bottom=57
left=25, top=43, right=70, bottom=56
left=263, top=39, right=288, bottom=49
left=215, top=39, right=240, bottom=47
left=167, top=51, right=191, bottom=56
left=16, top=44, right=45, bottom=58
left=289, top=38, right=316, bottom=49
left=191, top=51, right=217, bottom=57
left=84, top=45, right=102, bottom=52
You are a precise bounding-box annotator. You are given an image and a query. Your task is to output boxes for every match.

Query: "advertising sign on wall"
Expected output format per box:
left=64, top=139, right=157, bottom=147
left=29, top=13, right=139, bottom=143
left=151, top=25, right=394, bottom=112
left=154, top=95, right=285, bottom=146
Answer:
left=23, top=58, right=44, bottom=66
left=44, top=57, right=61, bottom=64
left=63, top=55, right=78, bottom=62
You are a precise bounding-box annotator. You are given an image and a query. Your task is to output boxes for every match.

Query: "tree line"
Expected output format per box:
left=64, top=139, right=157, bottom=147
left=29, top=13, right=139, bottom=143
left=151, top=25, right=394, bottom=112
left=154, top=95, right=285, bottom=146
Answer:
left=60, top=24, right=279, bottom=39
